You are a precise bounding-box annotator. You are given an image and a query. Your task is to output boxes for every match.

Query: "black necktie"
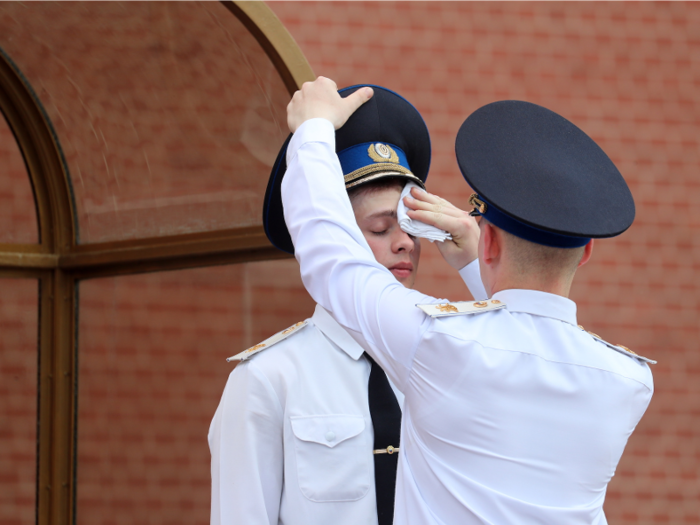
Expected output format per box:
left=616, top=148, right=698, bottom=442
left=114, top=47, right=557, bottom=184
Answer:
left=365, top=353, right=401, bottom=525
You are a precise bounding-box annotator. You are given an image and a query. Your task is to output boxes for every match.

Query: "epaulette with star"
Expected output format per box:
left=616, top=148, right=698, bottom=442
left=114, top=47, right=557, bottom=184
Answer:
left=578, top=325, right=656, bottom=365
left=416, top=299, right=506, bottom=318
left=226, top=320, right=309, bottom=362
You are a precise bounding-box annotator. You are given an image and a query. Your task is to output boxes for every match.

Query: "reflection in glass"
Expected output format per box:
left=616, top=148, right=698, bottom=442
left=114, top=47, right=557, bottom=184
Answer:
left=0, top=112, right=38, bottom=243
left=0, top=2, right=290, bottom=243
left=76, top=260, right=314, bottom=524
left=0, top=279, right=38, bottom=525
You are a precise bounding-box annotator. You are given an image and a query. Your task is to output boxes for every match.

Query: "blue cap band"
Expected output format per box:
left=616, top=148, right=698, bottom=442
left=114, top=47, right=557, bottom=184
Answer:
left=475, top=194, right=591, bottom=248
left=338, top=142, right=414, bottom=181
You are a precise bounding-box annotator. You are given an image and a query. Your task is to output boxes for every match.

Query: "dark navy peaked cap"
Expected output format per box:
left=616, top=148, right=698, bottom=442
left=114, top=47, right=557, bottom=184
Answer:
left=456, top=100, right=635, bottom=248
left=264, top=84, right=431, bottom=254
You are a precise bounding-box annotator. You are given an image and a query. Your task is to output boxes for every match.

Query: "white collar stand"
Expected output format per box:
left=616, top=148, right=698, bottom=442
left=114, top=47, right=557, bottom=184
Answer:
left=311, top=304, right=365, bottom=360
left=492, top=289, right=578, bottom=327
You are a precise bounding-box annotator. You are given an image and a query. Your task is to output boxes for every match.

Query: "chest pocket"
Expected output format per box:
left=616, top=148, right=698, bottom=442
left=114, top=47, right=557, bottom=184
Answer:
left=290, top=414, right=371, bottom=502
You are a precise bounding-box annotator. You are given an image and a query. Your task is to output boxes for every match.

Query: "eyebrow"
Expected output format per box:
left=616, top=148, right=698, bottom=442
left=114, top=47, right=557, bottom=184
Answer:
left=365, top=210, right=397, bottom=220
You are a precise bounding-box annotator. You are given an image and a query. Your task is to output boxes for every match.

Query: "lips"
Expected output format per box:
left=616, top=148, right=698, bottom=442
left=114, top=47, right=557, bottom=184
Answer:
left=389, top=262, right=413, bottom=279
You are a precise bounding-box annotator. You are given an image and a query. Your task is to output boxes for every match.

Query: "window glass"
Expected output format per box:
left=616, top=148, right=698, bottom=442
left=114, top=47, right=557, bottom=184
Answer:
left=0, top=112, right=38, bottom=243
left=0, top=278, right=38, bottom=525
left=0, top=2, right=289, bottom=243
left=76, top=260, right=314, bottom=524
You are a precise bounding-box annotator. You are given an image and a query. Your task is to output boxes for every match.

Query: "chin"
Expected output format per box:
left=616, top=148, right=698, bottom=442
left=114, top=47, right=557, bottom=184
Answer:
left=399, top=277, right=415, bottom=289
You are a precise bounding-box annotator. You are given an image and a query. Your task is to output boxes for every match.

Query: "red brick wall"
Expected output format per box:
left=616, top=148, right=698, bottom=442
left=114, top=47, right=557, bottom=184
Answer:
left=0, top=279, right=38, bottom=525
left=268, top=2, right=700, bottom=523
left=76, top=262, right=314, bottom=525
left=0, top=2, right=698, bottom=524
left=0, top=116, right=38, bottom=244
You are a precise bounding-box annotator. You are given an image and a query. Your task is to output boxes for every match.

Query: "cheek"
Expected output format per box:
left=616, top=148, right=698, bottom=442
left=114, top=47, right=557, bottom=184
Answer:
left=413, top=238, right=421, bottom=262
left=365, top=236, right=392, bottom=269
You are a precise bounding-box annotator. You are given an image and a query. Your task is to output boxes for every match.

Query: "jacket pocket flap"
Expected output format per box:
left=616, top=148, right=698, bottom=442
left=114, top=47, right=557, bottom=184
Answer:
left=290, top=415, right=365, bottom=449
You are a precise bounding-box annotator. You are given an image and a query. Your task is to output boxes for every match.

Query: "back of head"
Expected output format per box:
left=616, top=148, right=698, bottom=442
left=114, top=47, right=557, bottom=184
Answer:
left=499, top=227, right=585, bottom=283
left=456, top=100, right=634, bottom=294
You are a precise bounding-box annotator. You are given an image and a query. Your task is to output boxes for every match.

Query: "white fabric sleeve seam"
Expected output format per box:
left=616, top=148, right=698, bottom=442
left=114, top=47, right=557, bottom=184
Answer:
left=287, top=139, right=334, bottom=166
left=246, top=362, right=285, bottom=417
left=286, top=118, right=335, bottom=166
left=405, top=315, right=434, bottom=387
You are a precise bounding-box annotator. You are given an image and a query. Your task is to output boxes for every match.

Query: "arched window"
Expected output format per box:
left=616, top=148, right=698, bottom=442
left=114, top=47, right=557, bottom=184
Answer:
left=0, top=3, right=314, bottom=524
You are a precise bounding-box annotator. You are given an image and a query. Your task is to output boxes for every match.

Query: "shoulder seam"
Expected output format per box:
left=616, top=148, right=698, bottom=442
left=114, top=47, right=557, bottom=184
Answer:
left=246, top=361, right=285, bottom=417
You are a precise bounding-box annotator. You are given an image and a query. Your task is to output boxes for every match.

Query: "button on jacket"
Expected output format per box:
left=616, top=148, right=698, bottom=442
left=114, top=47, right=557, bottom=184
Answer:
left=209, top=305, right=405, bottom=525
left=281, top=119, right=654, bottom=525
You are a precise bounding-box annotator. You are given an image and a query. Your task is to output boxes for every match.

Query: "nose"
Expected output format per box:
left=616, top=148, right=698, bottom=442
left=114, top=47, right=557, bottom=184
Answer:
left=393, top=229, right=415, bottom=254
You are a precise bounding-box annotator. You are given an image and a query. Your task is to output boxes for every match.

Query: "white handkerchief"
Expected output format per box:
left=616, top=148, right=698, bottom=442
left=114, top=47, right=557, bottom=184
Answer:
left=397, top=182, right=452, bottom=243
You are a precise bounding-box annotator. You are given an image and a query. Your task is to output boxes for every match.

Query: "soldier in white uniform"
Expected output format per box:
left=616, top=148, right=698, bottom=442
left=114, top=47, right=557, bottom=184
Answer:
left=209, top=85, right=485, bottom=525
left=280, top=77, right=655, bottom=525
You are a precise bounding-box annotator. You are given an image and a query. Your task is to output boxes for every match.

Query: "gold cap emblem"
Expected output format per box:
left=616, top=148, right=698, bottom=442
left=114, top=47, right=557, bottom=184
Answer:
left=368, top=143, right=399, bottom=164
left=468, top=193, right=487, bottom=216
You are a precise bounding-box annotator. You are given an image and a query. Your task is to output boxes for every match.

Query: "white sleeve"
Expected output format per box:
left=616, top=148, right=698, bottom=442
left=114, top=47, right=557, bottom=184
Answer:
left=458, top=259, right=488, bottom=300
left=209, top=363, right=283, bottom=525
left=282, top=118, right=436, bottom=391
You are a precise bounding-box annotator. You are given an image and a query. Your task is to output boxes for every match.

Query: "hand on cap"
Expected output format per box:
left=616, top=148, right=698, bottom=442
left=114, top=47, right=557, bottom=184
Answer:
left=287, top=77, right=374, bottom=133
left=404, top=187, right=480, bottom=270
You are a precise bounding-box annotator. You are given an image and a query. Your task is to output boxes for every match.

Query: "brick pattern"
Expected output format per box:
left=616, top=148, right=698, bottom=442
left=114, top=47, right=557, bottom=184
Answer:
left=76, top=262, right=314, bottom=525
left=0, top=115, right=37, bottom=244
left=0, top=279, right=38, bottom=525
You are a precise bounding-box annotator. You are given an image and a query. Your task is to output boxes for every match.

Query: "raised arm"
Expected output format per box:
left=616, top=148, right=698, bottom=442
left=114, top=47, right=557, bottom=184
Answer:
left=282, top=79, right=435, bottom=390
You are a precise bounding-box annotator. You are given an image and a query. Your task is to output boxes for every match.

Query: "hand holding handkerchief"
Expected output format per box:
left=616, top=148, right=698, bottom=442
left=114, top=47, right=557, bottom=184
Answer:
left=397, top=182, right=453, bottom=243
left=398, top=183, right=482, bottom=271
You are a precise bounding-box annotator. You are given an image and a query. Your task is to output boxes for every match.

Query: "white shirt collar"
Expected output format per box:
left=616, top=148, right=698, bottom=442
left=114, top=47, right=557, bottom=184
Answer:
left=311, top=304, right=365, bottom=360
left=492, top=289, right=578, bottom=327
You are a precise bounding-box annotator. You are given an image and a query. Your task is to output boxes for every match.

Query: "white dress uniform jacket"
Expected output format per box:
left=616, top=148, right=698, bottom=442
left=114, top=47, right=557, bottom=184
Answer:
left=281, top=119, right=654, bottom=525
left=209, top=305, right=406, bottom=525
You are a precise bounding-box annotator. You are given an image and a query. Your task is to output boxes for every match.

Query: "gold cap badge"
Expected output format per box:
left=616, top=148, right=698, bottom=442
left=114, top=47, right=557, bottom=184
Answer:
left=468, top=193, right=487, bottom=216
left=368, top=143, right=399, bottom=164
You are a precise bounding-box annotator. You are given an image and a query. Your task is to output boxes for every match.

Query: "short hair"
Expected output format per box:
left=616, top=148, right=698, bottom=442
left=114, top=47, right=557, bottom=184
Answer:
left=497, top=225, right=586, bottom=280
left=347, top=177, right=406, bottom=203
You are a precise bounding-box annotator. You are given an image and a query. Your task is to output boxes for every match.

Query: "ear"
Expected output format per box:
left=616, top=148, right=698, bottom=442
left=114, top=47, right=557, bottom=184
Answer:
left=481, top=222, right=500, bottom=265
left=578, top=239, right=594, bottom=267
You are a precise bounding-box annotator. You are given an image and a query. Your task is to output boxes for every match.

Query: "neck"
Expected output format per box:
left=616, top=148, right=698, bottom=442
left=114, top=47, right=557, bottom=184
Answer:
left=488, top=272, right=574, bottom=298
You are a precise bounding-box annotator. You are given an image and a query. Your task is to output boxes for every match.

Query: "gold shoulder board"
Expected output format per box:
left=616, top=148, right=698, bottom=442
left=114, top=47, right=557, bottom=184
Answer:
left=578, top=325, right=656, bottom=365
left=226, top=320, right=309, bottom=362
left=416, top=299, right=506, bottom=318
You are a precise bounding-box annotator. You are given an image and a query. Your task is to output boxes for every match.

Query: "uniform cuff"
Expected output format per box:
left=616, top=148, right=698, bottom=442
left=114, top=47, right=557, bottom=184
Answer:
left=458, top=259, right=488, bottom=301
left=287, top=118, right=336, bottom=165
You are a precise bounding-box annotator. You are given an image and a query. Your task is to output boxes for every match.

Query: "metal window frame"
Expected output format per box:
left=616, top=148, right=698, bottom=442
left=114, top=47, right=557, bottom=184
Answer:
left=0, top=3, right=313, bottom=524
